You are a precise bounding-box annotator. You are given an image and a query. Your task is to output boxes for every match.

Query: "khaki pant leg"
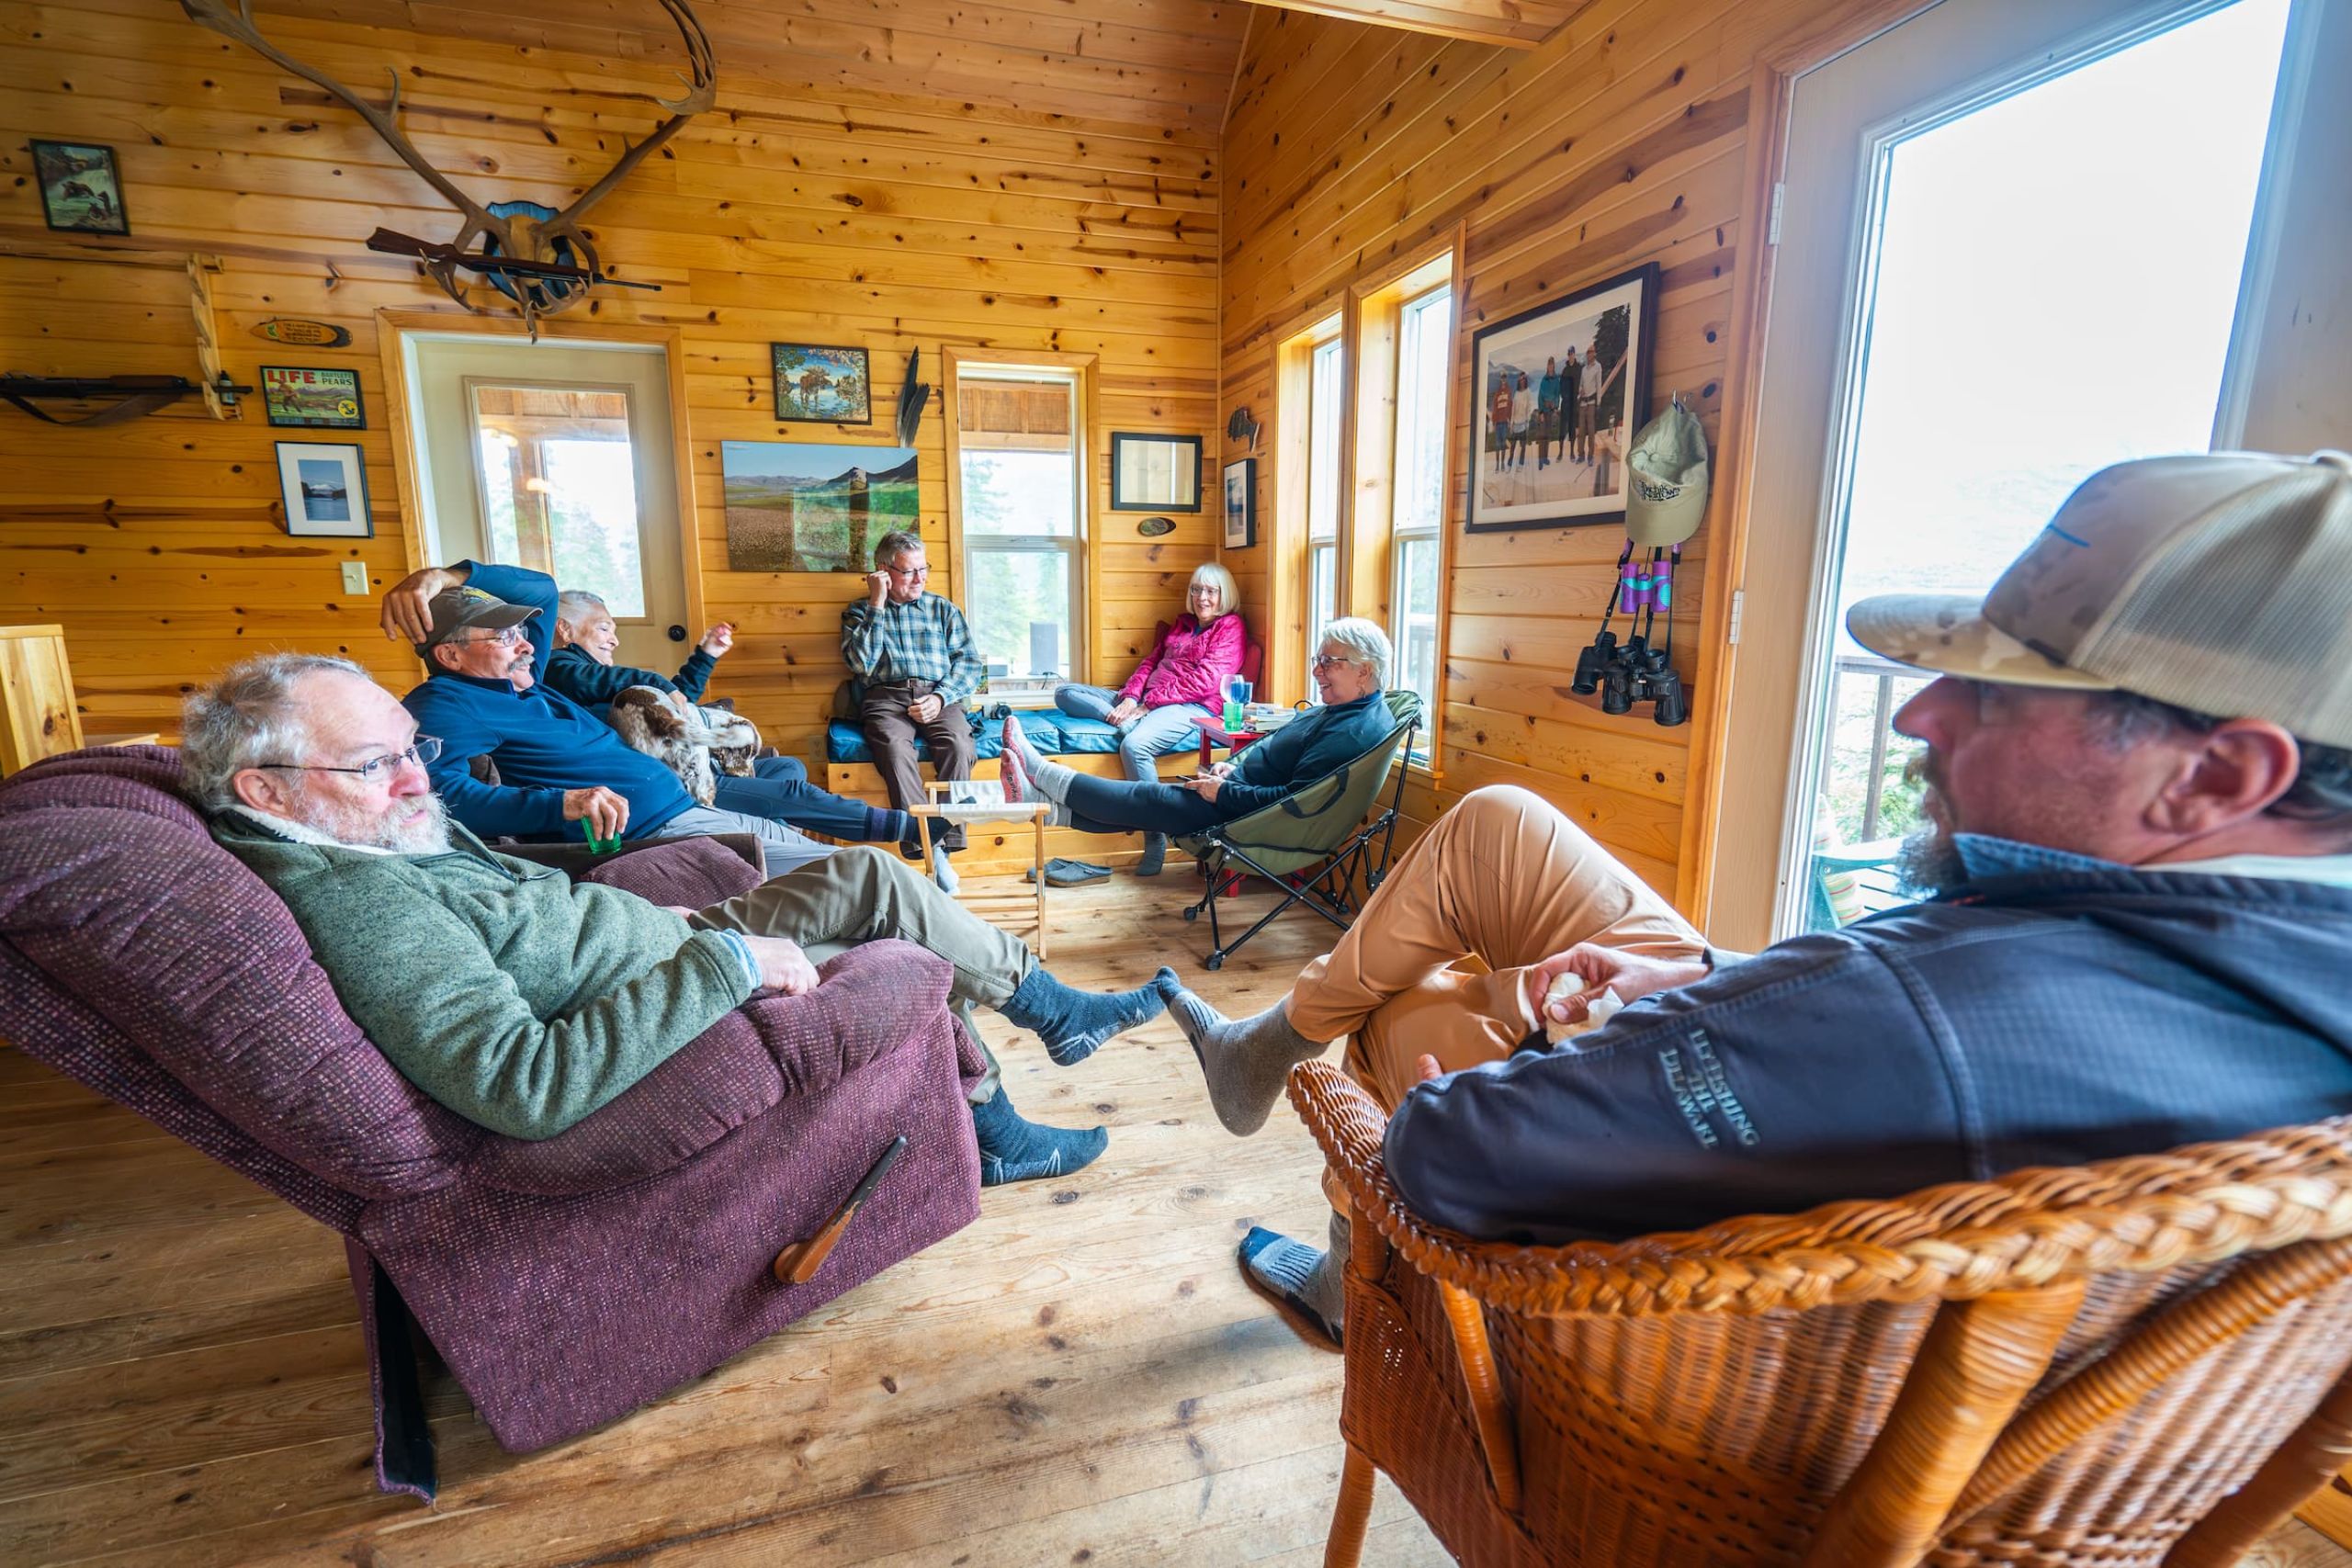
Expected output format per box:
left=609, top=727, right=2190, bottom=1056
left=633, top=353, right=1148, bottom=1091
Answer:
left=1287, top=784, right=1703, bottom=1074
left=692, top=844, right=1031, bottom=1010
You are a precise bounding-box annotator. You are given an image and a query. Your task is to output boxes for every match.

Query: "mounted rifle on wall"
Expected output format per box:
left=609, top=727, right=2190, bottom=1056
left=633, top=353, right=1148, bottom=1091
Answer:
left=180, top=0, right=715, bottom=336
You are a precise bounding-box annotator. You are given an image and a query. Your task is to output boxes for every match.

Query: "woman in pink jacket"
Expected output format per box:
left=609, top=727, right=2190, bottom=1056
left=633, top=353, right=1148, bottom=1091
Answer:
left=1054, top=560, right=1248, bottom=874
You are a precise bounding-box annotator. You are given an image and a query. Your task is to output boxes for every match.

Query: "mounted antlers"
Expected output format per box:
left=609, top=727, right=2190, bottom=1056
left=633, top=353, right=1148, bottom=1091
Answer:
left=182, top=0, right=714, bottom=333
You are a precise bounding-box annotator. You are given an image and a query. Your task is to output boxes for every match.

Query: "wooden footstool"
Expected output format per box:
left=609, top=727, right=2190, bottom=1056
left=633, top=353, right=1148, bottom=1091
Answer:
left=910, top=783, right=1052, bottom=956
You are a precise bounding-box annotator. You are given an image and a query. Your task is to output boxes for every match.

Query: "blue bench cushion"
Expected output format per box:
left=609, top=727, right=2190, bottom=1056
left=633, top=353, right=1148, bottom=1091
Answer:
left=824, top=712, right=1200, bottom=765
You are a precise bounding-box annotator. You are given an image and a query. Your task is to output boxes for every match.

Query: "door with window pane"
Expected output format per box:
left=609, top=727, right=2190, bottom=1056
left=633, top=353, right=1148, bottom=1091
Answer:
left=955, top=370, right=1083, bottom=687
left=405, top=335, right=687, bottom=672
left=1707, top=0, right=2305, bottom=949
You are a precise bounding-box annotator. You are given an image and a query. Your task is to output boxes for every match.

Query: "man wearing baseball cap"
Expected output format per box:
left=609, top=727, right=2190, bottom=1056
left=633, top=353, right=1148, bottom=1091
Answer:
left=390, top=561, right=834, bottom=872
left=1171, top=451, right=2352, bottom=1347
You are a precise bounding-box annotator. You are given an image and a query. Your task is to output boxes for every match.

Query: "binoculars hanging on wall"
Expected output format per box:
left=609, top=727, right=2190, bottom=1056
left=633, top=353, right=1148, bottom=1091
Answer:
left=1571, top=629, right=1688, bottom=727
left=1573, top=541, right=1689, bottom=727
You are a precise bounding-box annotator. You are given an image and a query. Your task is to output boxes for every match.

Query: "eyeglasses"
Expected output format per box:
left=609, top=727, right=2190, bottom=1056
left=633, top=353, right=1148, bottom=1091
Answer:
left=463, top=626, right=527, bottom=647
left=1312, top=653, right=1360, bottom=671
left=257, top=736, right=444, bottom=784
left=887, top=565, right=930, bottom=580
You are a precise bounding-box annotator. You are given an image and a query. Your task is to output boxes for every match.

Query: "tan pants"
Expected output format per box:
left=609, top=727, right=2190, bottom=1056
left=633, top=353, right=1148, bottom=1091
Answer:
left=1287, top=784, right=1706, bottom=1112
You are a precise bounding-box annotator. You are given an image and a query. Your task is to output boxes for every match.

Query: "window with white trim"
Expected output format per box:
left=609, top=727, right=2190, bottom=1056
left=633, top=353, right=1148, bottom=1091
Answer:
left=1306, top=324, right=1344, bottom=694
left=956, top=368, right=1082, bottom=683
left=1389, top=284, right=1453, bottom=743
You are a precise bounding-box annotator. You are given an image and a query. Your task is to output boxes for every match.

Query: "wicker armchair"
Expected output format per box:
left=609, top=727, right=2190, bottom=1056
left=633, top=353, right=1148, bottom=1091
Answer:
left=1288, top=1061, right=2352, bottom=1567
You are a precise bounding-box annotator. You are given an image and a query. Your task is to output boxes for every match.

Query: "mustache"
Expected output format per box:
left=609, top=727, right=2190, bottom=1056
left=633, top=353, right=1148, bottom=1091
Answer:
left=1903, top=748, right=1940, bottom=796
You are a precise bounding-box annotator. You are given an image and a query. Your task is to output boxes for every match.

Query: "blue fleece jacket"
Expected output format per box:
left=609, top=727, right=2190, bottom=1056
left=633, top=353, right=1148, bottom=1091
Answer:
left=403, top=561, right=697, bottom=842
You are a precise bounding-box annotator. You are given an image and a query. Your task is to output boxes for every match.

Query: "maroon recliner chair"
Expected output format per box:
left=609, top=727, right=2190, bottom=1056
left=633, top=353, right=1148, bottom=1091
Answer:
left=0, top=747, right=983, bottom=1499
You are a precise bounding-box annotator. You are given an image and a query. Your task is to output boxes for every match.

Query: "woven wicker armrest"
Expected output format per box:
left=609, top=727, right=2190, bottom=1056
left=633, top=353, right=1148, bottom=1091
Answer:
left=1287, top=1062, right=2352, bottom=1319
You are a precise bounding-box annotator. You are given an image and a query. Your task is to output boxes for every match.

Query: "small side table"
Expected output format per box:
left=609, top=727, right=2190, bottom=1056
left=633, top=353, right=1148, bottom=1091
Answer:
left=910, top=784, right=1052, bottom=957
left=1195, top=723, right=1266, bottom=770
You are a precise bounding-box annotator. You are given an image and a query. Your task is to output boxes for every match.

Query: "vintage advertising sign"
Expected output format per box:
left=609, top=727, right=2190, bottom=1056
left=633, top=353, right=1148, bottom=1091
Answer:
left=259, top=366, right=365, bottom=429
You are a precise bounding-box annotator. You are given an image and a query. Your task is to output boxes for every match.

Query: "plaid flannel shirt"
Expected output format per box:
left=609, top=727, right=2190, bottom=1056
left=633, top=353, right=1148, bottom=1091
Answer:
left=840, top=591, right=981, bottom=706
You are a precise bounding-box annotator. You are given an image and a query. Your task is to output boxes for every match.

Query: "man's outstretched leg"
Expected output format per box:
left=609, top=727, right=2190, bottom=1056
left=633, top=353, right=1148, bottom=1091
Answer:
left=1162, top=785, right=1706, bottom=1344
left=692, top=847, right=1175, bottom=1181
left=1161, top=784, right=1705, bottom=1133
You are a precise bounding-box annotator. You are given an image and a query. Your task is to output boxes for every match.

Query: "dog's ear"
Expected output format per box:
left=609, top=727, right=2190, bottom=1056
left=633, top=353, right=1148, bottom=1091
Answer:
left=615, top=686, right=691, bottom=740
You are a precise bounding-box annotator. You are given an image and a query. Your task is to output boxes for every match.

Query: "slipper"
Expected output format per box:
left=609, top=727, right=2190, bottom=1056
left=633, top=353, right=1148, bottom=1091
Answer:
left=1237, top=1227, right=1343, bottom=1353
left=1025, top=858, right=1109, bottom=886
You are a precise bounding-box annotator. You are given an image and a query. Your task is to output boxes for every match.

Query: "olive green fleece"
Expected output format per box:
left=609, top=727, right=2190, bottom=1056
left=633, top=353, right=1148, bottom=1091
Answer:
left=212, top=817, right=756, bottom=1141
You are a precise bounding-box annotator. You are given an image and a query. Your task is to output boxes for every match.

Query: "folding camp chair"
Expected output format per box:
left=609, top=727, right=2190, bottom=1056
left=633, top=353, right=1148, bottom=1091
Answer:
left=1176, top=691, right=1421, bottom=970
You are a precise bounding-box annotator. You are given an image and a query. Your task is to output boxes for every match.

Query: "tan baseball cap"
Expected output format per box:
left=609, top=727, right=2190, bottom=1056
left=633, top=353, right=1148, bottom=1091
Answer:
left=1848, top=450, right=2352, bottom=749
left=414, top=585, right=537, bottom=659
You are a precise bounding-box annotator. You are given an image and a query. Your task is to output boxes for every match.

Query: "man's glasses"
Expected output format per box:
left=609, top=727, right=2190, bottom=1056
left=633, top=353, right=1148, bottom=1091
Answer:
left=257, top=737, right=445, bottom=784
left=465, top=626, right=527, bottom=647
left=887, top=565, right=930, bottom=580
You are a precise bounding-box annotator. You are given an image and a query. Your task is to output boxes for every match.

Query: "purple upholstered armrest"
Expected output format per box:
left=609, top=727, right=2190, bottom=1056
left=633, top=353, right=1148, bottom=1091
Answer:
left=578, top=836, right=767, bottom=907
left=467, top=940, right=956, bottom=1196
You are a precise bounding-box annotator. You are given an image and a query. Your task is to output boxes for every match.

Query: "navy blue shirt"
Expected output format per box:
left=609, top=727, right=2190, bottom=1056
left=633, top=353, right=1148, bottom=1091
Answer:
left=1219, top=691, right=1396, bottom=816
left=544, top=644, right=718, bottom=711
left=1385, top=837, right=2352, bottom=1244
left=404, top=562, right=696, bottom=842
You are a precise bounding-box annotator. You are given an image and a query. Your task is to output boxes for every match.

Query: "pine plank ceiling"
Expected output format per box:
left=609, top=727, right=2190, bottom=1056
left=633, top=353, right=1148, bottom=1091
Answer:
left=250, top=0, right=1589, bottom=143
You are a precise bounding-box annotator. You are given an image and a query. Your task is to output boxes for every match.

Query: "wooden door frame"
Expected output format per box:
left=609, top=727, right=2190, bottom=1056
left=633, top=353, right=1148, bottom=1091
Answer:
left=375, top=310, right=707, bottom=645
left=1673, top=0, right=1947, bottom=921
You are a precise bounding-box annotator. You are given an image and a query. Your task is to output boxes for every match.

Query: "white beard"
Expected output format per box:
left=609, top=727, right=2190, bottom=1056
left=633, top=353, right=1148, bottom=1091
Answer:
left=250, top=791, right=455, bottom=854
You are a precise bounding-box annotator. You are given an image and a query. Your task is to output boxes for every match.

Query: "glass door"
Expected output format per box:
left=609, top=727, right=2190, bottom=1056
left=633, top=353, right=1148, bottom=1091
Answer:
left=1707, top=0, right=2304, bottom=949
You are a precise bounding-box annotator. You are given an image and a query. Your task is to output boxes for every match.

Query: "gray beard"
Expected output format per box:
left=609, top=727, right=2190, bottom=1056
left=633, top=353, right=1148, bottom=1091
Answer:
left=363, top=793, right=454, bottom=853
left=1894, top=820, right=1966, bottom=896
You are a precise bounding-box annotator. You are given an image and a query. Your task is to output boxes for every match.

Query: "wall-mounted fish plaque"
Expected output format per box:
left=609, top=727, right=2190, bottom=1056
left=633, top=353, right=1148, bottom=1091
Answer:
left=252, top=318, right=352, bottom=348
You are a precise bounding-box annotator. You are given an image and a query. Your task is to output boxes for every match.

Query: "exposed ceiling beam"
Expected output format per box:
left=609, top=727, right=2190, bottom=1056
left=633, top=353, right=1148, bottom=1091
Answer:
left=1239, top=0, right=1589, bottom=49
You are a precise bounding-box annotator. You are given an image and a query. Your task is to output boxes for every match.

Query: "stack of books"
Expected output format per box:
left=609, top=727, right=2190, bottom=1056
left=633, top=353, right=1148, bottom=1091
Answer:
left=1242, top=703, right=1305, bottom=731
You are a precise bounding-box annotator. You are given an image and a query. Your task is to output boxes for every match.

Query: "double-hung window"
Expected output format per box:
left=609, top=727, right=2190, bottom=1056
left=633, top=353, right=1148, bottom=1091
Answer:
left=1305, top=325, right=1345, bottom=689
left=956, top=368, right=1083, bottom=683
left=1388, top=284, right=1453, bottom=737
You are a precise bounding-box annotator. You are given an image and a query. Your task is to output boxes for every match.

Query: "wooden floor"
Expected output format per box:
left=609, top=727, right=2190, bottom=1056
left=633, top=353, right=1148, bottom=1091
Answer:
left=1, top=873, right=2345, bottom=1567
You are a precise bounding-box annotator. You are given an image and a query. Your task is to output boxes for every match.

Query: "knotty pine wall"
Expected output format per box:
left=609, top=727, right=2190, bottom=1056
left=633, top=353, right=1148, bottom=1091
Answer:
left=0, top=0, right=1221, bottom=757
left=1217, top=0, right=1888, bottom=906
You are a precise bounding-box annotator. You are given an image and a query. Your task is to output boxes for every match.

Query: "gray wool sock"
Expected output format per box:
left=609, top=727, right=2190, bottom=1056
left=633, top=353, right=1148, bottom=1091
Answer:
left=1157, top=976, right=1329, bottom=1136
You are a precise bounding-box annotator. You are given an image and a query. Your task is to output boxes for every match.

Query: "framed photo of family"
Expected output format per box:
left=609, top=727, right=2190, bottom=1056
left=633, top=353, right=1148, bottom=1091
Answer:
left=1466, top=262, right=1658, bottom=533
left=274, top=442, right=373, bottom=537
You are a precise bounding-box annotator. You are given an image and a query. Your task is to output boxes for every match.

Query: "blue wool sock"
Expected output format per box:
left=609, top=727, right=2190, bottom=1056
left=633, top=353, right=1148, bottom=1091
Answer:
left=970, top=1087, right=1107, bottom=1186
left=1238, top=1226, right=1343, bottom=1348
left=1002, top=964, right=1173, bottom=1066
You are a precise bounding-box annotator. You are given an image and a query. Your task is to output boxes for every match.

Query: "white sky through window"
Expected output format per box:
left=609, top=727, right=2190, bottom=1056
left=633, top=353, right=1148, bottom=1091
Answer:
left=1830, top=0, right=2290, bottom=653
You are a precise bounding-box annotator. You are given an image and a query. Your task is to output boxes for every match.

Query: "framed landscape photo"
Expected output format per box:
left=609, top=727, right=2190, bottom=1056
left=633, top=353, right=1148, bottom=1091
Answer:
left=721, top=440, right=916, bottom=571
left=771, top=344, right=872, bottom=424
left=31, top=141, right=129, bottom=234
left=1467, top=261, right=1658, bottom=533
left=1222, top=457, right=1256, bottom=548
left=275, top=442, right=373, bottom=537
left=260, top=366, right=366, bottom=429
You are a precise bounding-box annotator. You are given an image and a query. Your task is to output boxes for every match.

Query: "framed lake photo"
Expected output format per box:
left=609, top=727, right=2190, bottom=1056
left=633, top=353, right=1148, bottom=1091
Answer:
left=1467, top=262, right=1657, bottom=533
left=31, top=141, right=129, bottom=234
left=771, top=344, right=872, bottom=424
left=261, top=366, right=365, bottom=429
left=722, top=441, right=917, bottom=572
left=276, top=442, right=373, bottom=537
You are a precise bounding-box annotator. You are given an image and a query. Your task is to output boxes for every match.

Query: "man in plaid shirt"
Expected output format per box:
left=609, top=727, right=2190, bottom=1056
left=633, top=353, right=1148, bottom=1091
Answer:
left=841, top=529, right=981, bottom=868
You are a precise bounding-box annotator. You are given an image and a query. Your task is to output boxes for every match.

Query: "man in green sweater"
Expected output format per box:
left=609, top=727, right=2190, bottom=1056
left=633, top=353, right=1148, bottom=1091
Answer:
left=181, top=652, right=1170, bottom=1183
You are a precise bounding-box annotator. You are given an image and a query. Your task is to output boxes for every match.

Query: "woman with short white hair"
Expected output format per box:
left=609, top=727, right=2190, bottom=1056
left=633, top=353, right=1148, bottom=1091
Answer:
left=1004, top=617, right=1393, bottom=846
left=1053, top=560, right=1250, bottom=874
